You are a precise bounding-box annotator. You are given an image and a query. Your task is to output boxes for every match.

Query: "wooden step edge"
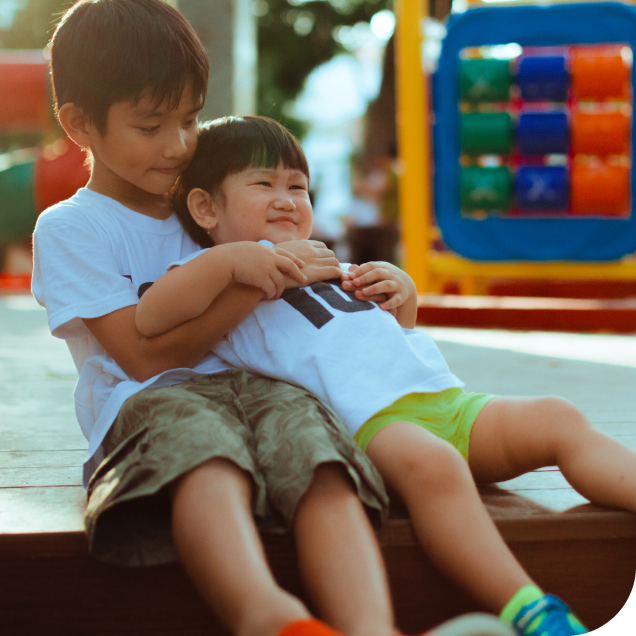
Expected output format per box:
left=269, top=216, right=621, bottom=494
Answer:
left=0, top=530, right=87, bottom=560
left=3, top=509, right=635, bottom=561
left=379, top=511, right=636, bottom=547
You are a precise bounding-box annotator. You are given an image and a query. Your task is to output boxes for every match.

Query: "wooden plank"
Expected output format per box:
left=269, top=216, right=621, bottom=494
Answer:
left=0, top=486, right=85, bottom=534
left=383, top=537, right=636, bottom=633
left=505, top=489, right=589, bottom=512
left=0, top=530, right=87, bottom=560
left=0, top=433, right=87, bottom=451
left=0, top=449, right=85, bottom=469
left=0, top=421, right=85, bottom=435
left=1, top=533, right=631, bottom=636
left=499, top=470, right=576, bottom=490
left=0, top=466, right=82, bottom=488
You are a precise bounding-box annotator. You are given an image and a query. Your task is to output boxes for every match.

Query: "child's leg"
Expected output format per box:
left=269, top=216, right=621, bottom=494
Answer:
left=366, top=422, right=534, bottom=613
left=171, top=457, right=310, bottom=636
left=468, top=396, right=636, bottom=511
left=292, top=462, right=395, bottom=636
left=243, top=375, right=396, bottom=636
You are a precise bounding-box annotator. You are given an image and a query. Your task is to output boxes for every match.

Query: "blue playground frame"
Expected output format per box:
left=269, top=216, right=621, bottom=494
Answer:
left=434, top=2, right=636, bottom=261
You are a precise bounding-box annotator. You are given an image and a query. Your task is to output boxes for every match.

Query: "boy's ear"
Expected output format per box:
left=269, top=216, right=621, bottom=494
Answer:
left=57, top=103, right=93, bottom=148
left=187, top=188, right=218, bottom=231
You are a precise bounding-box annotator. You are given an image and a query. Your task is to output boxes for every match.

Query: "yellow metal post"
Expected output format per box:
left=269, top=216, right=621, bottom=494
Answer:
left=395, top=0, right=431, bottom=292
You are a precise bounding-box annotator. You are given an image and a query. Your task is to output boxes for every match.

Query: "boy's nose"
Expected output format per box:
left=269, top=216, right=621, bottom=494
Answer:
left=273, top=195, right=296, bottom=210
left=163, top=130, right=190, bottom=158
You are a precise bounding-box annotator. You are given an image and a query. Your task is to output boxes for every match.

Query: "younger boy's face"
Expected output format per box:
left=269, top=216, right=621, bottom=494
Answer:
left=210, top=165, right=313, bottom=245
left=86, top=85, right=201, bottom=213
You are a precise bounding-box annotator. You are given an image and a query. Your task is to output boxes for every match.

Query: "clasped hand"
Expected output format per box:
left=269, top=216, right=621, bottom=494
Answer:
left=228, top=240, right=342, bottom=299
left=341, top=261, right=416, bottom=316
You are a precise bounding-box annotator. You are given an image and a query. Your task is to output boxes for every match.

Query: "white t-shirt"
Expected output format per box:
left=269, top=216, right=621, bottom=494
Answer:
left=174, top=249, right=463, bottom=438
left=32, top=189, right=230, bottom=486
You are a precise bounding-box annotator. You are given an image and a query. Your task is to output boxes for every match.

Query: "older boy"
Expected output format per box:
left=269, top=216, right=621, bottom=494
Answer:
left=31, top=3, right=403, bottom=636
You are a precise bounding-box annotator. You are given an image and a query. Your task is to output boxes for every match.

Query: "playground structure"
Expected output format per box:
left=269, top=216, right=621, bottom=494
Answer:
left=0, top=49, right=89, bottom=283
left=395, top=0, right=636, bottom=296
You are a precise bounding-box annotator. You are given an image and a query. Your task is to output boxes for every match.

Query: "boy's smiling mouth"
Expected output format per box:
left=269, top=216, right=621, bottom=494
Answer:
left=270, top=216, right=296, bottom=225
left=153, top=165, right=182, bottom=175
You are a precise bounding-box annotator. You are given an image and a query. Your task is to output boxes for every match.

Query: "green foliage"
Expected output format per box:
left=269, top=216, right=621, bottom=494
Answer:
left=0, top=0, right=392, bottom=143
left=257, top=0, right=391, bottom=138
left=0, top=0, right=72, bottom=49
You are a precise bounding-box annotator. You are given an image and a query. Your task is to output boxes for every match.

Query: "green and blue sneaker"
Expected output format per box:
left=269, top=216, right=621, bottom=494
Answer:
left=510, top=594, right=587, bottom=636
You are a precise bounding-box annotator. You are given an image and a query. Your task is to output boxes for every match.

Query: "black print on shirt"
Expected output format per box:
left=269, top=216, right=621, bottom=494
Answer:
left=122, top=275, right=154, bottom=299
left=138, top=282, right=154, bottom=299
left=282, top=279, right=374, bottom=329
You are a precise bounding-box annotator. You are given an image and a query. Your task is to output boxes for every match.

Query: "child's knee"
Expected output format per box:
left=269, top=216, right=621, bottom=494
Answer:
left=537, top=396, right=590, bottom=431
left=532, top=397, right=593, bottom=455
left=170, top=457, right=253, bottom=503
left=395, top=439, right=471, bottom=495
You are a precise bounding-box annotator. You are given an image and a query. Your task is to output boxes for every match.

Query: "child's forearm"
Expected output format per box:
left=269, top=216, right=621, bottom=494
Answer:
left=136, top=247, right=233, bottom=337
left=84, top=283, right=265, bottom=382
left=394, top=285, right=418, bottom=329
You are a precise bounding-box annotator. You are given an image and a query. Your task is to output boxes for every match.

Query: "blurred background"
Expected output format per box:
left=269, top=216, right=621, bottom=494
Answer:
left=0, top=0, right=455, bottom=280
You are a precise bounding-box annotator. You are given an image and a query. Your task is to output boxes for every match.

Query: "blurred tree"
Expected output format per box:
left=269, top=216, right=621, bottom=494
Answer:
left=0, top=0, right=393, bottom=141
left=0, top=0, right=72, bottom=49
left=256, top=0, right=391, bottom=137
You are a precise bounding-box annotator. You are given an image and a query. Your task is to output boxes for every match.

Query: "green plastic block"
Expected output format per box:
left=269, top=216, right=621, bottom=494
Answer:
left=461, top=112, right=513, bottom=155
left=460, top=58, right=512, bottom=103
left=460, top=166, right=512, bottom=212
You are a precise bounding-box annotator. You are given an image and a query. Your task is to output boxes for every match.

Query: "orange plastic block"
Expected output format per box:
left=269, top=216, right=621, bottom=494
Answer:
left=571, top=46, right=630, bottom=101
left=571, top=162, right=630, bottom=216
left=571, top=111, right=630, bottom=156
left=0, top=51, right=50, bottom=130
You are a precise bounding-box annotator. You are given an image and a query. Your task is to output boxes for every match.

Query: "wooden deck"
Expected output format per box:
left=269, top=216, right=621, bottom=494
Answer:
left=1, top=294, right=636, bottom=634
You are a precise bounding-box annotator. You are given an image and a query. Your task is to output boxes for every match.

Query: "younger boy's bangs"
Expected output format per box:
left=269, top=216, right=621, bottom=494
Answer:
left=245, top=139, right=308, bottom=176
left=226, top=117, right=309, bottom=178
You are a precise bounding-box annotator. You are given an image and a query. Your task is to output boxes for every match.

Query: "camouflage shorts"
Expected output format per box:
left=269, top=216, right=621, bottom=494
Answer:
left=85, top=369, right=388, bottom=566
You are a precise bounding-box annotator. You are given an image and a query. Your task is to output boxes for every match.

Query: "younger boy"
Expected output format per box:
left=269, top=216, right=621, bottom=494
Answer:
left=30, top=3, right=454, bottom=636
left=139, top=115, right=636, bottom=636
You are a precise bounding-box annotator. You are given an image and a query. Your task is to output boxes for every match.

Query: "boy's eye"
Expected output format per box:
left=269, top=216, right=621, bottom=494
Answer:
left=256, top=181, right=272, bottom=187
left=184, top=118, right=197, bottom=128
left=138, top=126, right=159, bottom=134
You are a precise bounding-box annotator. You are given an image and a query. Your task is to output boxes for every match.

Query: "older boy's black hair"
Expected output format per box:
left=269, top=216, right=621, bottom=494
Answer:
left=50, top=0, right=209, bottom=134
left=172, top=116, right=310, bottom=247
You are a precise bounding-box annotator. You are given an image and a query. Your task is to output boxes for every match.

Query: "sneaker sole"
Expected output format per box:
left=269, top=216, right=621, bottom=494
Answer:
left=425, top=613, right=517, bottom=636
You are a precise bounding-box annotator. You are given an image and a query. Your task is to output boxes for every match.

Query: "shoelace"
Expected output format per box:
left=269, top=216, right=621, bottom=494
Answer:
left=514, top=595, right=579, bottom=636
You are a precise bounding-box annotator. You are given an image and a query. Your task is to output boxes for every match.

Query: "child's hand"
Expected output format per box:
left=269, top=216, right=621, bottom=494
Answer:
left=229, top=242, right=307, bottom=299
left=341, top=261, right=418, bottom=327
left=275, top=240, right=342, bottom=287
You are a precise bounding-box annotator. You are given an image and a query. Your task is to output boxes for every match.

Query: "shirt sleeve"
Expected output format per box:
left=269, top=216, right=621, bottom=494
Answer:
left=167, top=248, right=210, bottom=271
left=32, top=213, right=140, bottom=339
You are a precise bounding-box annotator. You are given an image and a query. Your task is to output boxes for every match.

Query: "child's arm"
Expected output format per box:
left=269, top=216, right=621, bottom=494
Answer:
left=83, top=282, right=265, bottom=383
left=341, top=262, right=418, bottom=329
left=135, top=242, right=307, bottom=337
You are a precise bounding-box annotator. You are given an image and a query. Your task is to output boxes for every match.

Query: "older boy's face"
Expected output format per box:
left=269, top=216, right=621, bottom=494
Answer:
left=210, top=165, right=313, bottom=245
left=86, top=86, right=201, bottom=214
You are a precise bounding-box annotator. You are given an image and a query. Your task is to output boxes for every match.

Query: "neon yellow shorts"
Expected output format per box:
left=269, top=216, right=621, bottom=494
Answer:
left=353, top=388, right=497, bottom=462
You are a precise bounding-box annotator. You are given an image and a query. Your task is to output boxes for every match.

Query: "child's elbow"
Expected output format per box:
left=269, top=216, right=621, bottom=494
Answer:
left=135, top=310, right=161, bottom=338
